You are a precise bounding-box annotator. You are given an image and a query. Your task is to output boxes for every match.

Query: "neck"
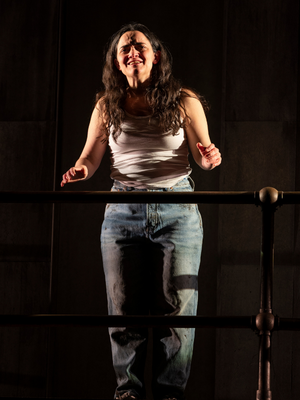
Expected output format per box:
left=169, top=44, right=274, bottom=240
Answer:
left=127, top=86, right=147, bottom=98
left=126, top=75, right=151, bottom=91
left=124, top=86, right=152, bottom=116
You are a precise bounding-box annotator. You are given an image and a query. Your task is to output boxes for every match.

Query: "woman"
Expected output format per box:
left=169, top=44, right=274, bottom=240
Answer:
left=61, top=23, right=221, bottom=400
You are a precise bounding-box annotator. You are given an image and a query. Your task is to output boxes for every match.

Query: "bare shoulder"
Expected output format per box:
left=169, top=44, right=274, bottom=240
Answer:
left=95, top=95, right=106, bottom=113
left=180, top=87, right=198, bottom=98
left=87, top=95, right=109, bottom=139
left=92, top=95, right=109, bottom=128
left=180, top=88, right=206, bottom=122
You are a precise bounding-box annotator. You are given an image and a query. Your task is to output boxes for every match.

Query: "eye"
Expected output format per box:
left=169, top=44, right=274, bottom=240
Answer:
left=120, top=46, right=130, bottom=54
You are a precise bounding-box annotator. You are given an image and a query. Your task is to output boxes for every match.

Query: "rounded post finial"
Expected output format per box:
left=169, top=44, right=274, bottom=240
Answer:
left=259, top=187, right=278, bottom=205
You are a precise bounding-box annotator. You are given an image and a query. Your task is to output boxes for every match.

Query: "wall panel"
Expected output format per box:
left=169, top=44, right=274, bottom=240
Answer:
left=216, top=1, right=300, bottom=399
left=0, top=0, right=60, bottom=396
left=0, top=0, right=59, bottom=121
left=225, top=0, right=298, bottom=121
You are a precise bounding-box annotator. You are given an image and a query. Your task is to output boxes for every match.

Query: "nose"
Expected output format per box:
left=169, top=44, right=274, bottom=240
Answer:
left=128, top=45, right=138, bottom=57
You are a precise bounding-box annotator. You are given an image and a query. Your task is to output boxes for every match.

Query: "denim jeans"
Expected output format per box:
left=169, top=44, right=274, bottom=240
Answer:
left=100, top=177, right=203, bottom=400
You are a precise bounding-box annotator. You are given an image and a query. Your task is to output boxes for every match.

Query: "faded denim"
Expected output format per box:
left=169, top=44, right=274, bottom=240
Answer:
left=100, top=177, right=203, bottom=400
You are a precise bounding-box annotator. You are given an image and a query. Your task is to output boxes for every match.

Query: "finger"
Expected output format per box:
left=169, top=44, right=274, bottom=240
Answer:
left=74, top=168, right=85, bottom=179
left=210, top=150, right=221, bottom=160
left=66, top=170, right=73, bottom=180
left=197, top=144, right=213, bottom=160
left=70, top=168, right=75, bottom=177
left=204, top=151, right=215, bottom=162
left=207, top=148, right=221, bottom=161
left=196, top=143, right=206, bottom=156
left=206, top=149, right=216, bottom=158
left=72, top=167, right=83, bottom=176
left=210, top=156, right=221, bottom=165
left=213, top=156, right=222, bottom=167
left=205, top=143, right=215, bottom=153
left=74, top=167, right=88, bottom=178
left=201, top=145, right=218, bottom=159
left=60, top=175, right=67, bottom=187
left=197, top=143, right=206, bottom=151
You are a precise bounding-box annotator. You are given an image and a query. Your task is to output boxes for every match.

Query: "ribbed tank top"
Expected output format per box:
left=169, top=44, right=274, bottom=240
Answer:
left=108, top=112, right=191, bottom=189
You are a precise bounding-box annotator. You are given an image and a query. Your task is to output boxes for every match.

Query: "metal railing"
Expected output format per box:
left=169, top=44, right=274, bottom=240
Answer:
left=1, top=187, right=300, bottom=400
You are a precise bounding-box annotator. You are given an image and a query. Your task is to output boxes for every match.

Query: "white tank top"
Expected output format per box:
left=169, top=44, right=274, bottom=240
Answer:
left=108, top=111, right=192, bottom=189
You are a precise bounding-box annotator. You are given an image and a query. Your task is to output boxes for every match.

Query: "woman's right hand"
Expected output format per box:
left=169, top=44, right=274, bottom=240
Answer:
left=60, top=165, right=88, bottom=187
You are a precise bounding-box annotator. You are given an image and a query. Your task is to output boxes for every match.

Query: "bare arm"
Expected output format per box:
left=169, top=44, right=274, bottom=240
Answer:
left=182, top=91, right=221, bottom=170
left=61, top=101, right=108, bottom=187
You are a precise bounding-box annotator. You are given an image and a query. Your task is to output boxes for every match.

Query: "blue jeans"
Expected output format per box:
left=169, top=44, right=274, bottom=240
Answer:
left=100, top=177, right=203, bottom=400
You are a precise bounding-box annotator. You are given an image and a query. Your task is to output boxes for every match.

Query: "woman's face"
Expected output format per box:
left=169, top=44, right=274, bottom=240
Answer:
left=114, top=30, right=160, bottom=86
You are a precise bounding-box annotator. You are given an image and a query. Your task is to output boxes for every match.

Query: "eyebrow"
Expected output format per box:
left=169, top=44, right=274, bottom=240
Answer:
left=119, top=42, right=147, bottom=50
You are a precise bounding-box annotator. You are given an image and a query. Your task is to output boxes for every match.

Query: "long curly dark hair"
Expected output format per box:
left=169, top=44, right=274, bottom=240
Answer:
left=97, top=23, right=209, bottom=141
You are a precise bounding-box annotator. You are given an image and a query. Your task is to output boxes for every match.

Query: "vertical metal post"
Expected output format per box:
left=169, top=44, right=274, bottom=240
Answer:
left=47, top=0, right=65, bottom=397
left=256, top=188, right=278, bottom=400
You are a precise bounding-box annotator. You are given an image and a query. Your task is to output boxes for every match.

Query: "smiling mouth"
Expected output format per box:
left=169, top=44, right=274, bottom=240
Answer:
left=128, top=61, right=142, bottom=66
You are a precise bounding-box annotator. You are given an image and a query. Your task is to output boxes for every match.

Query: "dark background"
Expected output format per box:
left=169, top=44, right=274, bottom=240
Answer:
left=0, top=0, right=299, bottom=399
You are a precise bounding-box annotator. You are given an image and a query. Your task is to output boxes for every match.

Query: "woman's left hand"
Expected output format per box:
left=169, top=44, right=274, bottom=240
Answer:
left=197, top=143, right=222, bottom=170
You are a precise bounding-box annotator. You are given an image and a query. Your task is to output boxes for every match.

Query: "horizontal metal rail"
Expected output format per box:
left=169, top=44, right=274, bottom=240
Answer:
left=277, top=192, right=300, bottom=204
left=0, top=314, right=299, bottom=331
left=1, top=190, right=300, bottom=205
left=0, top=314, right=255, bottom=329
left=276, top=318, right=300, bottom=331
left=0, top=190, right=259, bottom=204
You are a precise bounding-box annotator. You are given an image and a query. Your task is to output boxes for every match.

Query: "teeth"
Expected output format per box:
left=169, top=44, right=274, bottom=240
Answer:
left=129, top=61, right=141, bottom=65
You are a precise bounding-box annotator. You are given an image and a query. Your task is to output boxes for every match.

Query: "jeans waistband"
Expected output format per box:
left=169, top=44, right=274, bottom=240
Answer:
left=112, top=176, right=194, bottom=192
